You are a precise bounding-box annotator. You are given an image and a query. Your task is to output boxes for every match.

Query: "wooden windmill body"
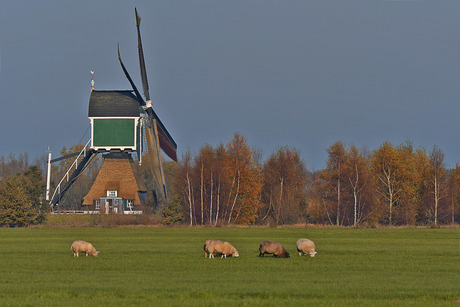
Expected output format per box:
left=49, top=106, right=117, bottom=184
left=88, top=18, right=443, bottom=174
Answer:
left=82, top=91, right=146, bottom=213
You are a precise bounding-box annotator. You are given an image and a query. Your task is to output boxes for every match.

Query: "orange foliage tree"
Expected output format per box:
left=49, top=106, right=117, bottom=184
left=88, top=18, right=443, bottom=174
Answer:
left=224, top=133, right=262, bottom=224
left=371, top=142, right=423, bottom=225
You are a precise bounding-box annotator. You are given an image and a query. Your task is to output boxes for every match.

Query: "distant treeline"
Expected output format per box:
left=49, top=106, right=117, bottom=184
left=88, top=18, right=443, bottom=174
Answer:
left=0, top=153, right=33, bottom=179
left=1, top=133, right=459, bottom=226
left=169, top=134, right=459, bottom=226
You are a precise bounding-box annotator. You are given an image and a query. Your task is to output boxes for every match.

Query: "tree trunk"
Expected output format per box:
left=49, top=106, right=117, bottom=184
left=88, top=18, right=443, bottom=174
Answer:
left=186, top=171, right=193, bottom=226
left=353, top=189, right=358, bottom=227
left=388, top=186, right=393, bottom=225
left=228, top=171, right=240, bottom=224
left=278, top=177, right=284, bottom=224
left=352, top=164, right=358, bottom=227
left=225, top=175, right=236, bottom=223
left=200, top=162, right=204, bottom=225
left=215, top=176, right=220, bottom=225
left=209, top=168, right=213, bottom=225
left=336, top=178, right=340, bottom=226
left=434, top=173, right=438, bottom=225
left=452, top=183, right=455, bottom=225
left=382, top=168, right=393, bottom=225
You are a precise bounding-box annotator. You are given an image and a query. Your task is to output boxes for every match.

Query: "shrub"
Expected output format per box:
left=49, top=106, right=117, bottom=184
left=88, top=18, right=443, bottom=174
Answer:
left=161, top=196, right=184, bottom=225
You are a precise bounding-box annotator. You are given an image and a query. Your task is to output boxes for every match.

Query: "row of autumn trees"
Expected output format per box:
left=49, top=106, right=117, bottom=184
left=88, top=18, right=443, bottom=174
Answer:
left=1, top=132, right=460, bottom=226
left=312, top=141, right=458, bottom=226
left=169, top=134, right=459, bottom=226
left=171, top=133, right=308, bottom=225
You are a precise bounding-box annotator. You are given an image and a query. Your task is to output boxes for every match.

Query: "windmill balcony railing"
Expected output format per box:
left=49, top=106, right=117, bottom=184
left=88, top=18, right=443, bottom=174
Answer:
left=49, top=139, right=92, bottom=207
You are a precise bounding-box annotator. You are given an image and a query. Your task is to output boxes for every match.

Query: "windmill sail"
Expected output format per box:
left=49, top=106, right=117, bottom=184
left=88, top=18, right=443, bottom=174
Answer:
left=145, top=118, right=167, bottom=198
left=136, top=8, right=150, bottom=102
left=118, top=46, right=144, bottom=107
left=117, top=8, right=177, bottom=199
left=134, top=8, right=177, bottom=162
left=149, top=108, right=177, bottom=161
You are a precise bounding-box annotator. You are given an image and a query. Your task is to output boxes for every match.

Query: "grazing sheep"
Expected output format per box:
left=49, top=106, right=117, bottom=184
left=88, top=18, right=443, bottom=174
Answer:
left=71, top=240, right=99, bottom=257
left=259, top=240, right=290, bottom=258
left=296, top=238, right=317, bottom=257
left=204, top=239, right=239, bottom=258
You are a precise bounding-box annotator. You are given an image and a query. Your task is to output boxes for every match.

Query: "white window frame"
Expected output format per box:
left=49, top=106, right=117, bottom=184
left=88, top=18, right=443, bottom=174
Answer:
left=107, top=190, right=117, bottom=197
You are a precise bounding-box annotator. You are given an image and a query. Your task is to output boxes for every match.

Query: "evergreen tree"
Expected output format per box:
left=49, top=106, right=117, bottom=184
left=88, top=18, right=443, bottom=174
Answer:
left=161, top=195, right=184, bottom=225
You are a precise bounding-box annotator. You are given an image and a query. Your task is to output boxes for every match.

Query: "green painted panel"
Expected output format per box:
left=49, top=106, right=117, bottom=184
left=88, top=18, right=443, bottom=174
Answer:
left=93, top=119, right=135, bottom=147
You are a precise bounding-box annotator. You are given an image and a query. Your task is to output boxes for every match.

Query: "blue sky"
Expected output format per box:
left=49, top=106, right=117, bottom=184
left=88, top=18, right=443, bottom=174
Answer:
left=1, top=0, right=459, bottom=170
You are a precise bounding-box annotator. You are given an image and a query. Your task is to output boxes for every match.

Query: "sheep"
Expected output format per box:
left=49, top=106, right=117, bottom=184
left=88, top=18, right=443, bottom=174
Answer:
left=296, top=238, right=317, bottom=257
left=259, top=240, right=290, bottom=258
left=204, top=239, right=239, bottom=258
left=71, top=240, right=99, bottom=257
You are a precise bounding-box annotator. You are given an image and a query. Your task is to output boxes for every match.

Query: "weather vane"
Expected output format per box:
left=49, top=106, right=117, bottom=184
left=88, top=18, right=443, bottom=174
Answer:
left=90, top=70, right=95, bottom=91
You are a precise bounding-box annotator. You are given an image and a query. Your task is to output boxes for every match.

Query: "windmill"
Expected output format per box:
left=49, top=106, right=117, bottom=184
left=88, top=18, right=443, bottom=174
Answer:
left=48, top=8, right=177, bottom=212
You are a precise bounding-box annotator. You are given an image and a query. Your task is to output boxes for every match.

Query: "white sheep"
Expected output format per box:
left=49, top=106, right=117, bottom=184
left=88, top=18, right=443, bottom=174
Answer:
left=204, top=239, right=239, bottom=258
left=296, top=238, right=317, bottom=257
left=71, top=240, right=99, bottom=257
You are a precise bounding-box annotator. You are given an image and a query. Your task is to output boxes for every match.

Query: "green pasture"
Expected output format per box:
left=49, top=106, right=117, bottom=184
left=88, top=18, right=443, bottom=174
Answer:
left=0, top=226, right=458, bottom=306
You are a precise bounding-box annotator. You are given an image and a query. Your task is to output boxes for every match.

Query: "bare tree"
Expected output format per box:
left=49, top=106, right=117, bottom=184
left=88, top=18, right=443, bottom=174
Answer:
left=261, top=146, right=308, bottom=224
left=429, top=146, right=446, bottom=225
left=344, top=145, right=370, bottom=226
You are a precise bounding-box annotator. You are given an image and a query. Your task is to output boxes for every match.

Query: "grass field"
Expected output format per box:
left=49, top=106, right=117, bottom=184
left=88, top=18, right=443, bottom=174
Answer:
left=0, top=226, right=458, bottom=306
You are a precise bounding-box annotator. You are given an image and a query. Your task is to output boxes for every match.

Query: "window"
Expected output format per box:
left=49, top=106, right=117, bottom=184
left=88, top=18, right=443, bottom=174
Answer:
left=127, top=200, right=134, bottom=210
left=107, top=190, right=117, bottom=197
left=94, top=199, right=100, bottom=210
